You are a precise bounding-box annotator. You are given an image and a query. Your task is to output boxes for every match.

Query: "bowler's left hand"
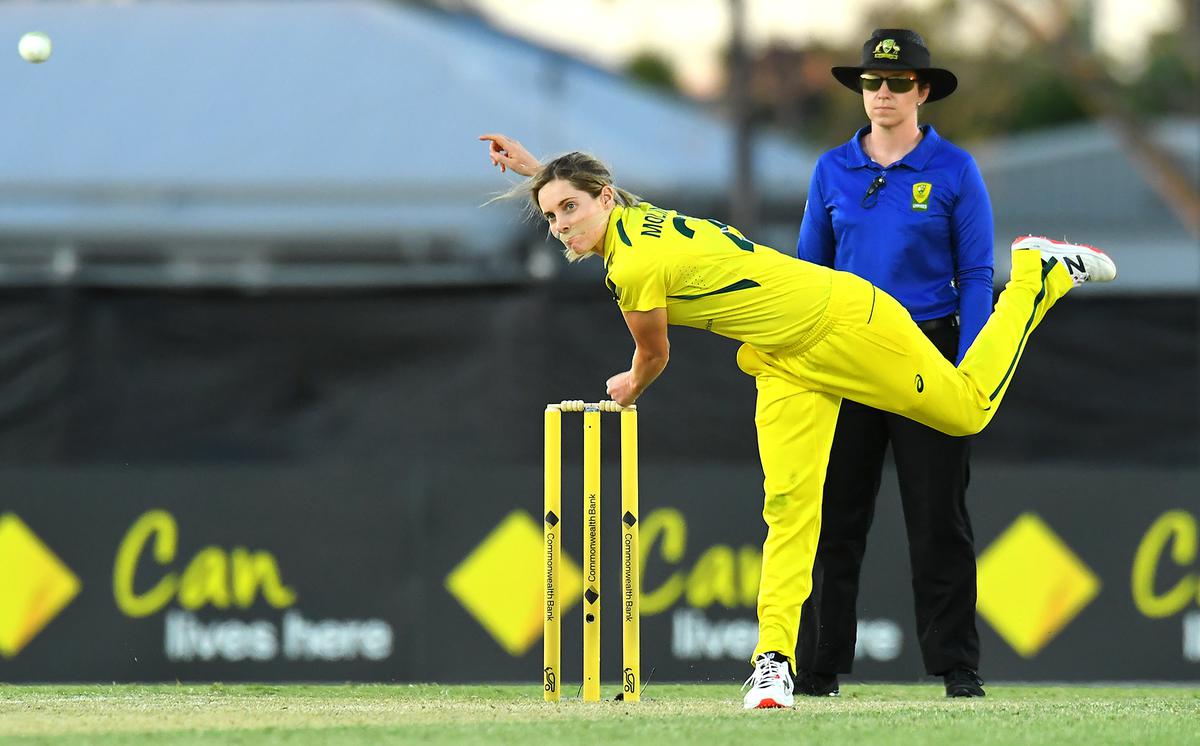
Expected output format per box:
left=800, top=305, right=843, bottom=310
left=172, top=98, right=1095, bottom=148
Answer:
left=606, top=371, right=638, bottom=407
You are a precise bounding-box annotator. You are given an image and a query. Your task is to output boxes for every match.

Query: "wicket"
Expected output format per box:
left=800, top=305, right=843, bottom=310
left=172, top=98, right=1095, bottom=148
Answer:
left=543, top=400, right=640, bottom=703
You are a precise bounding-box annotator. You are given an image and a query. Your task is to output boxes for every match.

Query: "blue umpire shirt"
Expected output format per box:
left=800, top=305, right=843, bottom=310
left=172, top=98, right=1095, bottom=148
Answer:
left=797, top=124, right=994, bottom=363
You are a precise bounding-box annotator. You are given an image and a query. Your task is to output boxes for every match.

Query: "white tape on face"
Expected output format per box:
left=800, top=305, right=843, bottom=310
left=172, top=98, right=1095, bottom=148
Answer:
left=552, top=208, right=610, bottom=251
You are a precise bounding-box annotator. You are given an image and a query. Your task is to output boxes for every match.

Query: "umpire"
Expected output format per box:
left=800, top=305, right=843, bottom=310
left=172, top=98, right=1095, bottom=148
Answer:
left=793, top=29, right=992, bottom=698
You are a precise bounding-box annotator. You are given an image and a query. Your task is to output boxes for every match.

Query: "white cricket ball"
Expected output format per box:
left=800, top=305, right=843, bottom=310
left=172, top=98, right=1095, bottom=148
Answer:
left=18, top=32, right=52, bottom=64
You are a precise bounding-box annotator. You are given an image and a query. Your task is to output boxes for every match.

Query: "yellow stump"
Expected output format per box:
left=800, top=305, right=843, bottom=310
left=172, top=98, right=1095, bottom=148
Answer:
left=541, top=400, right=640, bottom=703
left=620, top=407, right=640, bottom=702
left=543, top=407, right=561, bottom=702
left=582, top=406, right=601, bottom=702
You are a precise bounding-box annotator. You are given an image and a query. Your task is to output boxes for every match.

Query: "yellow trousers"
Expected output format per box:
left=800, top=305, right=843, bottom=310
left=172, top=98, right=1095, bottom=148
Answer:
left=738, top=251, right=1075, bottom=667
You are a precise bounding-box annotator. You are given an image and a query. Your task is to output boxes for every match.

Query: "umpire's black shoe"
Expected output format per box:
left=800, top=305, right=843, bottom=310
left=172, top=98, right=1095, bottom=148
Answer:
left=795, top=670, right=840, bottom=697
left=943, top=667, right=985, bottom=697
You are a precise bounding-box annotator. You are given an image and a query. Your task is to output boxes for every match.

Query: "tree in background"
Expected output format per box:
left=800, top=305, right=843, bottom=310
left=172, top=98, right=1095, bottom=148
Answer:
left=1128, top=29, right=1200, bottom=117
left=983, top=0, right=1198, bottom=237
left=738, top=0, right=1198, bottom=236
left=626, top=51, right=680, bottom=93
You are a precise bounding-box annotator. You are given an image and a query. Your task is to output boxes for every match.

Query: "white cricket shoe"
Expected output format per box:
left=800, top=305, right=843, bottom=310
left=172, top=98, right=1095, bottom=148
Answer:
left=742, top=652, right=794, bottom=709
left=1011, top=235, right=1116, bottom=285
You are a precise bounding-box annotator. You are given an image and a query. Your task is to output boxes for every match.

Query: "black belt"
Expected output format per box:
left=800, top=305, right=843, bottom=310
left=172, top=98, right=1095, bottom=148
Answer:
left=916, top=314, right=959, bottom=332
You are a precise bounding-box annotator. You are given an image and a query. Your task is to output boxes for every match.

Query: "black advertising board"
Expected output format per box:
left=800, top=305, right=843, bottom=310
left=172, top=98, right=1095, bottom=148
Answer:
left=2, top=463, right=1197, bottom=683
left=0, top=288, right=1195, bottom=683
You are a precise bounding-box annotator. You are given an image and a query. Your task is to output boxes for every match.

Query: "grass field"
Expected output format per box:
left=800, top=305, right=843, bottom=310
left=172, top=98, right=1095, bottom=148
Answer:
left=2, top=682, right=1198, bottom=745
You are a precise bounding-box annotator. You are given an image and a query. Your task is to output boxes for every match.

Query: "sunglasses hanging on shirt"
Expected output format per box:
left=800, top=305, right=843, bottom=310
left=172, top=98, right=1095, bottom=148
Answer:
left=862, top=173, right=887, bottom=208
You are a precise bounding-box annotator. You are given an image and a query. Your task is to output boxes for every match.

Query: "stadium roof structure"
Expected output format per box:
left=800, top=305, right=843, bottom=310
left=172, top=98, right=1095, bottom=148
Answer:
left=0, top=0, right=815, bottom=288
left=976, top=117, right=1199, bottom=294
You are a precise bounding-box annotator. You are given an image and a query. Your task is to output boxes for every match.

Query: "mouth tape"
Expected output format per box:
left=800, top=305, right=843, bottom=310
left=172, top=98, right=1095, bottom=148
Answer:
left=552, top=209, right=610, bottom=247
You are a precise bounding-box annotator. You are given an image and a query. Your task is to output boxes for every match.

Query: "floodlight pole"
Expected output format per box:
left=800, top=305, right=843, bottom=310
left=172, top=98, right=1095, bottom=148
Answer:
left=728, top=0, right=757, bottom=236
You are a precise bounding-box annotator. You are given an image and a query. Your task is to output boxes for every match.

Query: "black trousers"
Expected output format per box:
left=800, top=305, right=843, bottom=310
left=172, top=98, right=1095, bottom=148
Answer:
left=796, top=321, right=980, bottom=676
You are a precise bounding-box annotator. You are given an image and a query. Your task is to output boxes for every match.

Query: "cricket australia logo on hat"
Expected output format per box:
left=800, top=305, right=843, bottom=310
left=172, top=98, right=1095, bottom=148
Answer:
left=874, top=38, right=901, bottom=60
left=912, top=182, right=933, bottom=211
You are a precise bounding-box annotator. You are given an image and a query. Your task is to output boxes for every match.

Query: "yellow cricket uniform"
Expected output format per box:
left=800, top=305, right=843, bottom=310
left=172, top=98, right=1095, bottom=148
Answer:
left=602, top=202, right=1075, bottom=668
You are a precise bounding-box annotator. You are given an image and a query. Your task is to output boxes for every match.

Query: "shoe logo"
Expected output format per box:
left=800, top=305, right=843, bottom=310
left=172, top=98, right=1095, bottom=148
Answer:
left=544, top=667, right=557, bottom=693
left=623, top=667, right=637, bottom=693
left=1064, top=255, right=1088, bottom=276
left=915, top=374, right=925, bottom=393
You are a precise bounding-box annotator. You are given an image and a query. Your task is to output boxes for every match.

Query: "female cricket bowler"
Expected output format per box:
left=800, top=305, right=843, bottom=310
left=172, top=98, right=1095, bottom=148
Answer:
left=480, top=133, right=1115, bottom=709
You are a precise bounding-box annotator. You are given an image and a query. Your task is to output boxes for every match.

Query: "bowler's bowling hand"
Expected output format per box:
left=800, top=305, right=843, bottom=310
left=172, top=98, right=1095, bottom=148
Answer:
left=606, top=371, right=638, bottom=407
left=479, top=133, right=540, bottom=177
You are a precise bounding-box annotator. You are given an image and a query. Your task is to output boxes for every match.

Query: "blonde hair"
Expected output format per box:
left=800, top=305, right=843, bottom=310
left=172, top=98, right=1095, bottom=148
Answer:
left=491, top=152, right=642, bottom=263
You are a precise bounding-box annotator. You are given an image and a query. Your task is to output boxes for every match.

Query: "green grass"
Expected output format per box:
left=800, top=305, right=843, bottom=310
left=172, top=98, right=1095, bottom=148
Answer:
left=1, top=683, right=1198, bottom=745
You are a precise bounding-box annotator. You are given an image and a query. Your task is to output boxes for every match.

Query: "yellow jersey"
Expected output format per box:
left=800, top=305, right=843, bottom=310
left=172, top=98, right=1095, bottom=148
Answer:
left=601, top=202, right=834, bottom=352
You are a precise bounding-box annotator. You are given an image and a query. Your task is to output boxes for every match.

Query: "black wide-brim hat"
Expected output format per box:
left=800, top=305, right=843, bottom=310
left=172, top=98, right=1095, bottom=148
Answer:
left=831, top=28, right=958, bottom=103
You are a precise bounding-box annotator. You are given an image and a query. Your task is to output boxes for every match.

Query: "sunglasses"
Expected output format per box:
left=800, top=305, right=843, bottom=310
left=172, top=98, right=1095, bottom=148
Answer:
left=859, top=74, right=919, bottom=93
